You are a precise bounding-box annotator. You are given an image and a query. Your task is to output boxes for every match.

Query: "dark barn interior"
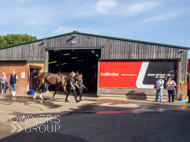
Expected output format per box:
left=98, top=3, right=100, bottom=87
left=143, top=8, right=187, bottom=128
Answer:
left=48, top=49, right=101, bottom=92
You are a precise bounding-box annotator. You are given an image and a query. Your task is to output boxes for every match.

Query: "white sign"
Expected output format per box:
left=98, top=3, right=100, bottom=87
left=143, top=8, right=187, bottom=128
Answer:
left=72, top=40, right=77, bottom=43
left=21, top=72, right=25, bottom=78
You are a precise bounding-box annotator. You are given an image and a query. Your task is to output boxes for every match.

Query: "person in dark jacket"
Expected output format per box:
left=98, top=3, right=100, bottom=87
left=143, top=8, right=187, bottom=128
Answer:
left=91, top=73, right=97, bottom=93
left=76, top=74, right=86, bottom=102
left=65, top=71, right=78, bottom=103
left=10, top=71, right=18, bottom=95
left=187, top=72, right=190, bottom=103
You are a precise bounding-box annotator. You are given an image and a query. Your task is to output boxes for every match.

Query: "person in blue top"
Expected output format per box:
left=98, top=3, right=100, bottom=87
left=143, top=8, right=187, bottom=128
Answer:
left=155, top=75, right=164, bottom=102
left=10, top=71, right=18, bottom=95
left=65, top=71, right=78, bottom=103
left=0, top=72, right=7, bottom=94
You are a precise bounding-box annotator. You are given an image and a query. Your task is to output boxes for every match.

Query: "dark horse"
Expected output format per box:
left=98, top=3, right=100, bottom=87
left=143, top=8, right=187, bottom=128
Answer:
left=33, top=72, right=81, bottom=100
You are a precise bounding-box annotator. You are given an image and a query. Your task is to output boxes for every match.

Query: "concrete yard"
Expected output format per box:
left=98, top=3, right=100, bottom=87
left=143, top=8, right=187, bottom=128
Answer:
left=0, top=92, right=190, bottom=142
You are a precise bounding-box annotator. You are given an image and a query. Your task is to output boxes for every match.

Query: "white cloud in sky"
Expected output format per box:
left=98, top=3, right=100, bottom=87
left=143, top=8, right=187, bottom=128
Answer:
left=96, top=0, right=117, bottom=13
left=122, top=2, right=160, bottom=15
left=141, top=12, right=180, bottom=23
left=53, top=26, right=100, bottom=35
left=18, top=0, right=25, bottom=2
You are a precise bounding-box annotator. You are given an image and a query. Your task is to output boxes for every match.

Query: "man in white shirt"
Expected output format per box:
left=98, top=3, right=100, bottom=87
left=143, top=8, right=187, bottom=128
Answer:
left=155, top=75, right=164, bottom=102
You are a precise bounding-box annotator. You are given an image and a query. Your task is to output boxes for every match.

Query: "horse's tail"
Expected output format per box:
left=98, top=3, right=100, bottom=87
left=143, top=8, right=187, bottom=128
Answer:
left=35, top=76, right=38, bottom=87
left=34, top=76, right=38, bottom=92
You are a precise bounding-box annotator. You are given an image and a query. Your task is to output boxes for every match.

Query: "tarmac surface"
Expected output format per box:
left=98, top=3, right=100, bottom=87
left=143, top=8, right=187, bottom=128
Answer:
left=0, top=92, right=190, bottom=142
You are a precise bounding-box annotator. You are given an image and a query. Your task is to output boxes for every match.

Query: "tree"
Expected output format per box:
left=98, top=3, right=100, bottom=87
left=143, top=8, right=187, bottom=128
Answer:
left=0, top=34, right=37, bottom=48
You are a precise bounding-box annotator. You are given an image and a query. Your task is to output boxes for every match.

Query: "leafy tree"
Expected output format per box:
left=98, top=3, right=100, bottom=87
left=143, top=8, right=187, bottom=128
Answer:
left=0, top=34, right=37, bottom=48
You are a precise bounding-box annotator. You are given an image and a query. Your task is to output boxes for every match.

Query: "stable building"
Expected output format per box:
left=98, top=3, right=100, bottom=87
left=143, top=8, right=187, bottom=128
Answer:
left=0, top=31, right=189, bottom=99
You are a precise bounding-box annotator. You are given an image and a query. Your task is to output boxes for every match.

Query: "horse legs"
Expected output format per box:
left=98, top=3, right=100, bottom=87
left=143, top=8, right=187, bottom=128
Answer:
left=63, top=85, right=71, bottom=101
left=39, top=86, right=43, bottom=100
left=52, top=83, right=62, bottom=98
left=33, top=84, right=43, bottom=99
left=33, top=88, right=38, bottom=99
left=63, top=85, right=68, bottom=94
left=33, top=92, right=37, bottom=99
left=52, top=90, right=56, bottom=98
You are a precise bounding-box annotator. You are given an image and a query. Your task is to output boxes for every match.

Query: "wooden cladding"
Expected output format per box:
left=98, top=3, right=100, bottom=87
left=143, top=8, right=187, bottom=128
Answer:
left=0, top=33, right=188, bottom=81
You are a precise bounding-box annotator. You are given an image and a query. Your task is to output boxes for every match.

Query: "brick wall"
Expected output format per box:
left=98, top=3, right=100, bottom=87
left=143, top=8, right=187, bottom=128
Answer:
left=0, top=62, right=44, bottom=94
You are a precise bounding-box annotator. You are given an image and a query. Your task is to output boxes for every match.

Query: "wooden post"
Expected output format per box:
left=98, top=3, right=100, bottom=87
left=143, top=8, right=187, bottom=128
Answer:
left=97, top=61, right=100, bottom=97
left=44, top=39, right=49, bottom=73
left=58, top=51, right=62, bottom=72
left=45, top=51, right=49, bottom=72
left=176, top=59, right=180, bottom=99
left=69, top=51, right=71, bottom=71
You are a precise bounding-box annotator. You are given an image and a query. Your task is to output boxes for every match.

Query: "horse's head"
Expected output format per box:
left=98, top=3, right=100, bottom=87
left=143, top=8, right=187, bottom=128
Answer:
left=75, top=72, right=82, bottom=81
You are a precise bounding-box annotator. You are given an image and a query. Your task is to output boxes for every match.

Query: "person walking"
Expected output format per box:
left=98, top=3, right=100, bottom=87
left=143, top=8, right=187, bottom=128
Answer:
left=10, top=71, right=18, bottom=95
left=65, top=71, right=78, bottom=103
left=76, top=74, right=86, bottom=102
left=166, top=77, right=176, bottom=102
left=155, top=75, right=164, bottom=102
left=0, top=72, right=7, bottom=94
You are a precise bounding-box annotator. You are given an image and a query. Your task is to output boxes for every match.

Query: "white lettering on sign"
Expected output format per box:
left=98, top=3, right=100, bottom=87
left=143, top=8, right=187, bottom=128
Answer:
left=100, top=72, right=119, bottom=76
left=21, top=72, right=25, bottom=78
left=121, top=74, right=137, bottom=76
left=147, top=74, right=155, bottom=76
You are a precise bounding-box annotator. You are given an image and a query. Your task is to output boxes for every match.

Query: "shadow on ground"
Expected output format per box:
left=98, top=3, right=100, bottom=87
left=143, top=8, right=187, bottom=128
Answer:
left=1, top=98, right=190, bottom=142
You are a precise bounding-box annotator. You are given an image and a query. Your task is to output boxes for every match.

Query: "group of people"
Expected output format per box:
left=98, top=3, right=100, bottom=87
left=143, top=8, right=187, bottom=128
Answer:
left=0, top=71, right=18, bottom=95
left=65, top=71, right=86, bottom=103
left=1, top=70, right=188, bottom=103
left=155, top=75, right=177, bottom=102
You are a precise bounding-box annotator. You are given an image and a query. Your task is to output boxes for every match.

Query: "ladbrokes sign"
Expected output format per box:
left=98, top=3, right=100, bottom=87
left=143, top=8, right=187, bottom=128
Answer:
left=99, top=61, right=177, bottom=89
left=100, top=72, right=119, bottom=76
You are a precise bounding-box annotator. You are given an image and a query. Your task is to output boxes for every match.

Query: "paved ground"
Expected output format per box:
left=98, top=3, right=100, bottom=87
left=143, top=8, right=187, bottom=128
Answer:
left=0, top=92, right=190, bottom=142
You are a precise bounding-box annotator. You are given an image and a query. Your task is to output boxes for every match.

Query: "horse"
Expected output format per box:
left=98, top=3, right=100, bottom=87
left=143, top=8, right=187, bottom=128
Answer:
left=33, top=72, right=81, bottom=100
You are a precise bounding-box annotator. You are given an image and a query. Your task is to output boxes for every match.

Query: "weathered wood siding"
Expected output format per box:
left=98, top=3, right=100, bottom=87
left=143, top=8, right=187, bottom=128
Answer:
left=0, top=33, right=188, bottom=81
left=0, top=41, right=46, bottom=60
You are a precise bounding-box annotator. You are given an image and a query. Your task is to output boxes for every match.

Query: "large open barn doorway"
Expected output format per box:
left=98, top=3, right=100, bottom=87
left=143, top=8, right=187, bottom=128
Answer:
left=48, top=48, right=101, bottom=96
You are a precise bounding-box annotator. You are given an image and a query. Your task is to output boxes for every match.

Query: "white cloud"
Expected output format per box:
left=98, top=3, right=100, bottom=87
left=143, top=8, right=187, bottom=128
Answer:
left=96, top=0, right=117, bottom=13
left=53, top=26, right=100, bottom=35
left=18, top=0, right=25, bottom=2
left=122, top=2, right=159, bottom=15
left=141, top=12, right=180, bottom=23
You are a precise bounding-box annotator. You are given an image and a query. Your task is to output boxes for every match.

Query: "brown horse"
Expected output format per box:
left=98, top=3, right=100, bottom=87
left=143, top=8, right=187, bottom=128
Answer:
left=33, top=72, right=81, bottom=100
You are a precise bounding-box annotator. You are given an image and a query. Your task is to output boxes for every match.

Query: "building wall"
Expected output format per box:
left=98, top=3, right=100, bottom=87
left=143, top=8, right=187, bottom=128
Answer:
left=0, top=62, right=44, bottom=94
left=0, top=33, right=188, bottom=81
left=0, top=41, right=46, bottom=60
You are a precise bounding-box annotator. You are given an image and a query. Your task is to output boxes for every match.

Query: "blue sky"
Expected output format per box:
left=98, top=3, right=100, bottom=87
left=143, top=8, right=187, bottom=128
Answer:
left=1, top=0, right=190, bottom=57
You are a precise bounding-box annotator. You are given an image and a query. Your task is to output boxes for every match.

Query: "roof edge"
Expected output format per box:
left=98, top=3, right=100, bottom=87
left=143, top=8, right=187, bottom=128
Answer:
left=0, top=32, right=74, bottom=50
left=26, top=60, right=44, bottom=63
left=0, top=60, right=44, bottom=62
left=0, top=31, right=189, bottom=50
left=74, top=31, right=190, bottom=49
